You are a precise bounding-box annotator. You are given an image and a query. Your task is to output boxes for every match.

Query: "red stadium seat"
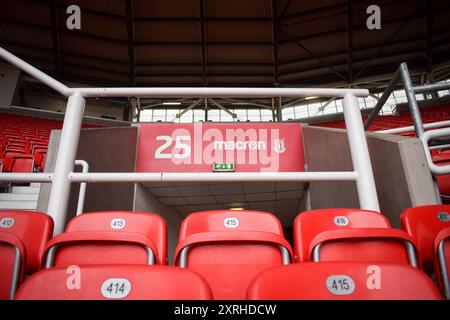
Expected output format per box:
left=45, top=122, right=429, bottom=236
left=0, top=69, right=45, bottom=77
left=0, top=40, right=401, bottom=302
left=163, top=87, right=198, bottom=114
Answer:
left=33, top=151, right=47, bottom=171
left=294, top=209, right=418, bottom=266
left=44, top=211, right=168, bottom=268
left=174, top=210, right=293, bottom=299
left=433, top=152, right=450, bottom=201
left=401, top=205, right=450, bottom=298
left=0, top=210, right=54, bottom=274
left=0, top=233, right=25, bottom=300
left=4, top=148, right=26, bottom=156
left=1, top=155, right=34, bottom=173
left=38, top=153, right=46, bottom=171
left=434, top=228, right=450, bottom=299
left=246, top=262, right=443, bottom=300
left=15, top=265, right=212, bottom=300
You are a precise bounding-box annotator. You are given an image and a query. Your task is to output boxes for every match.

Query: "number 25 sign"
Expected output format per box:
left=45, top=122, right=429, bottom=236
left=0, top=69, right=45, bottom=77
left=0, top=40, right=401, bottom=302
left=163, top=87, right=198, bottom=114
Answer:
left=136, top=123, right=304, bottom=173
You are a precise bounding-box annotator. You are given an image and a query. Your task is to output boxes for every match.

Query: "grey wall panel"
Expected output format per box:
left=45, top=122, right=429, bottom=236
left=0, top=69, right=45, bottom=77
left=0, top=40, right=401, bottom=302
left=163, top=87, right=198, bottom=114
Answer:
left=303, top=126, right=439, bottom=227
left=38, top=126, right=138, bottom=223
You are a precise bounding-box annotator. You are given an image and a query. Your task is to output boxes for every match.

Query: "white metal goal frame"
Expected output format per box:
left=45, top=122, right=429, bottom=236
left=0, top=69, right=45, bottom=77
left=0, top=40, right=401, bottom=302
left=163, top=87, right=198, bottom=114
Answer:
left=0, top=47, right=379, bottom=235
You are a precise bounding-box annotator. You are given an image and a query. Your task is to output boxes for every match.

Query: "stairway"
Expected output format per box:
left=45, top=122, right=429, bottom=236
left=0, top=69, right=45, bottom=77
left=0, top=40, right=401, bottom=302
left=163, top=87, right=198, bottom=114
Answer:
left=0, top=183, right=41, bottom=210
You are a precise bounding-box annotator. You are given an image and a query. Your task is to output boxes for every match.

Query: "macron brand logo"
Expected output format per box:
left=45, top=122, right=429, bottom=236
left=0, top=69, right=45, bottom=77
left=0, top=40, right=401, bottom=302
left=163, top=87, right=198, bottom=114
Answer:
left=213, top=140, right=266, bottom=151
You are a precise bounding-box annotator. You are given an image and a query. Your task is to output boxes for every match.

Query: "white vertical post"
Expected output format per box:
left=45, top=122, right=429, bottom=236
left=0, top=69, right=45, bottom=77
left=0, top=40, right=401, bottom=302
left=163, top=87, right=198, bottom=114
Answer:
left=343, top=93, right=380, bottom=212
left=74, top=160, right=89, bottom=216
left=47, top=92, right=86, bottom=234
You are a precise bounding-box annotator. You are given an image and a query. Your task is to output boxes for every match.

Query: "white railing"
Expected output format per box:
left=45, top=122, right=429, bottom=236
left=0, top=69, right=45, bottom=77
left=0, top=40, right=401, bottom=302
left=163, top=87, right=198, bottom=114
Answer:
left=0, top=46, right=378, bottom=235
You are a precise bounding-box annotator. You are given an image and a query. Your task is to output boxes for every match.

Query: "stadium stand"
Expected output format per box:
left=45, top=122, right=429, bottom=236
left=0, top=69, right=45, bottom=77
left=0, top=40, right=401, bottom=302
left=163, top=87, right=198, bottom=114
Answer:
left=174, top=210, right=293, bottom=300
left=316, top=104, right=450, bottom=133
left=0, top=207, right=447, bottom=300
left=0, top=113, right=98, bottom=173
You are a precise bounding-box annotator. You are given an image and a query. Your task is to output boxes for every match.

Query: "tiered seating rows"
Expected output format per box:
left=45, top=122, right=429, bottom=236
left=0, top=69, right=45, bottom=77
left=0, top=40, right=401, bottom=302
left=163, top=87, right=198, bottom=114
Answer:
left=0, top=206, right=448, bottom=300
left=0, top=113, right=98, bottom=173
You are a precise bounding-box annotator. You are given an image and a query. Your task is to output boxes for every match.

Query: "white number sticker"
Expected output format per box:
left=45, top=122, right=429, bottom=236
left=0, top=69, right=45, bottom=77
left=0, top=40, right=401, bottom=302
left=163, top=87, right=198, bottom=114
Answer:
left=154, top=135, right=191, bottom=159
left=0, top=217, right=14, bottom=229
left=101, top=278, right=131, bottom=299
left=224, top=217, right=239, bottom=229
left=437, top=212, right=450, bottom=222
left=110, top=218, right=126, bottom=230
left=334, top=216, right=349, bottom=226
left=326, top=275, right=355, bottom=295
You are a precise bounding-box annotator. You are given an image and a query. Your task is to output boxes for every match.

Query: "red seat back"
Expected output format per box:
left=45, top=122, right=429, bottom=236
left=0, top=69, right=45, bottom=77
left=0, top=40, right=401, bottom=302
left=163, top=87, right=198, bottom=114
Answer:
left=0, top=233, right=25, bottom=300
left=433, top=153, right=450, bottom=198
left=11, top=156, right=34, bottom=173
left=174, top=210, right=293, bottom=299
left=294, top=208, right=411, bottom=264
left=2, top=155, right=34, bottom=173
left=433, top=228, right=450, bottom=298
left=0, top=210, right=54, bottom=273
left=247, top=262, right=443, bottom=300
left=401, top=205, right=450, bottom=271
left=15, top=265, right=212, bottom=300
left=48, top=211, right=167, bottom=267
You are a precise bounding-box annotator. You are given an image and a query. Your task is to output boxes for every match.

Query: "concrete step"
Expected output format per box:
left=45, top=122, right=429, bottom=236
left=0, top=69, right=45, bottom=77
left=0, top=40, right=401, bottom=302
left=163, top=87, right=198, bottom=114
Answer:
left=0, top=193, right=39, bottom=201
left=11, top=186, right=41, bottom=194
left=0, top=201, right=37, bottom=210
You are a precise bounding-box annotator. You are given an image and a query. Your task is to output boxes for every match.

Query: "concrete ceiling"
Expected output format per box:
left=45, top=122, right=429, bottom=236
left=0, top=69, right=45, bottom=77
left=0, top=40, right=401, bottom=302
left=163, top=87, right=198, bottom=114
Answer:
left=143, top=181, right=306, bottom=226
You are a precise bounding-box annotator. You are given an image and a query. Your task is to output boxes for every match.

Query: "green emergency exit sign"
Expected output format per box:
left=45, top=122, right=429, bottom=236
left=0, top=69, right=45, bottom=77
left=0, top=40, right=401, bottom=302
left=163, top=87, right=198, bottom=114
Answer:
left=213, top=163, right=235, bottom=172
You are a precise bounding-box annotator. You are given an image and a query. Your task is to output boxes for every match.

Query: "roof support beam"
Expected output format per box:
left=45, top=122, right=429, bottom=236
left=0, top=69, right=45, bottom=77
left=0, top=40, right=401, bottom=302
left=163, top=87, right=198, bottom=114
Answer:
left=353, top=0, right=427, bottom=80
left=271, top=0, right=279, bottom=86
left=425, top=0, right=433, bottom=75
left=176, top=99, right=202, bottom=118
left=346, top=0, right=353, bottom=84
left=278, top=0, right=406, bottom=28
left=133, top=16, right=272, bottom=22
left=50, top=0, right=60, bottom=76
left=276, top=97, right=282, bottom=122
left=278, top=29, right=347, bottom=82
left=125, top=0, right=136, bottom=85
left=136, top=62, right=273, bottom=67
left=199, top=0, right=208, bottom=86
left=317, top=97, right=337, bottom=113
left=209, top=99, right=237, bottom=118
left=278, top=11, right=435, bottom=45
left=277, top=0, right=294, bottom=21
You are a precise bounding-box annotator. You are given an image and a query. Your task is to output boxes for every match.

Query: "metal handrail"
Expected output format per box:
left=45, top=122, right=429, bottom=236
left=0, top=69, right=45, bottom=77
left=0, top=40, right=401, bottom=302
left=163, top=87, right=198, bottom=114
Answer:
left=74, top=160, right=89, bottom=216
left=0, top=46, right=379, bottom=235
left=365, top=62, right=450, bottom=202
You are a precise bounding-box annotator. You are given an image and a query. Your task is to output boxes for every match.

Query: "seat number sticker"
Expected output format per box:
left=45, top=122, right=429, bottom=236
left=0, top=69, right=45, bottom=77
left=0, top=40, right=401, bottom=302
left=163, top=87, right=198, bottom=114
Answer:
left=437, top=212, right=450, bottom=222
left=110, top=218, right=126, bottom=229
left=101, top=278, right=131, bottom=299
left=334, top=216, right=349, bottom=226
left=0, top=217, right=14, bottom=229
left=326, top=275, right=355, bottom=295
left=224, top=217, right=239, bottom=229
